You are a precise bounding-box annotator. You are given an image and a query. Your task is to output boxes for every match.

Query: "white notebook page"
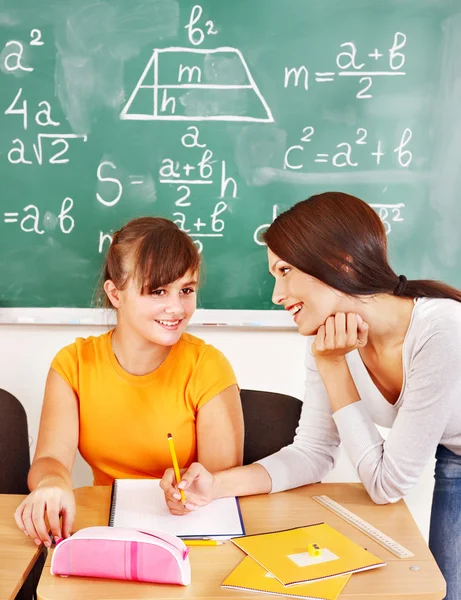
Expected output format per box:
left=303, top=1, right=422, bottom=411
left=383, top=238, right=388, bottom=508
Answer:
left=110, top=479, right=245, bottom=539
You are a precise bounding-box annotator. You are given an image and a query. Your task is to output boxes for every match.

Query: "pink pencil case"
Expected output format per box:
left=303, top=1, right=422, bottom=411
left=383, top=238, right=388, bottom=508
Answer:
left=50, top=526, right=191, bottom=585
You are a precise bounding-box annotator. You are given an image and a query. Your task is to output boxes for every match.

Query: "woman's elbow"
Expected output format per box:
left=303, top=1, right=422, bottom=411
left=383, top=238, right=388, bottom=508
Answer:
left=365, top=480, right=406, bottom=505
left=369, top=491, right=392, bottom=505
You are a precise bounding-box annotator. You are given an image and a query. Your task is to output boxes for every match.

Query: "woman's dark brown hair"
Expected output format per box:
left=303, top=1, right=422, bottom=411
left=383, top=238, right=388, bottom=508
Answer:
left=263, top=192, right=461, bottom=302
left=97, top=217, right=200, bottom=308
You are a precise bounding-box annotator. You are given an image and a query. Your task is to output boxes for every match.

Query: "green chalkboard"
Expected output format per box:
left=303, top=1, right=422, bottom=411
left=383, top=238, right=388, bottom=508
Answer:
left=1, top=0, right=461, bottom=311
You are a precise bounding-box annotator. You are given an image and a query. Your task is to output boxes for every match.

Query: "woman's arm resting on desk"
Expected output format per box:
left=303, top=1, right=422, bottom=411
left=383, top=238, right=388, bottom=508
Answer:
left=214, top=463, right=273, bottom=497
left=14, top=368, right=78, bottom=545
left=160, top=462, right=272, bottom=513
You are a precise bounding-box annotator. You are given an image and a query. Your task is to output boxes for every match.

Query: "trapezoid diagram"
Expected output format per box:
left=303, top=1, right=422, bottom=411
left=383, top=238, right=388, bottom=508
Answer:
left=120, top=47, right=274, bottom=123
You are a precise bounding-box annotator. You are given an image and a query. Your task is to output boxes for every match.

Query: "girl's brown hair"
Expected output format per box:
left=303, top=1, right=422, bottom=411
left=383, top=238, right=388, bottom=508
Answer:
left=98, top=217, right=200, bottom=308
left=263, top=192, right=461, bottom=301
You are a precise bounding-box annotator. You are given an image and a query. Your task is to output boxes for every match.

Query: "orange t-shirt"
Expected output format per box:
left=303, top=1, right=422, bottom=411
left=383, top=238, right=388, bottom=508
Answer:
left=51, top=331, right=237, bottom=485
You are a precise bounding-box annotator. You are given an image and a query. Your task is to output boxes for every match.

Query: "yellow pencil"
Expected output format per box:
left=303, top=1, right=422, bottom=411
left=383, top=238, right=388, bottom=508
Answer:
left=167, top=433, right=186, bottom=504
left=183, top=540, right=223, bottom=546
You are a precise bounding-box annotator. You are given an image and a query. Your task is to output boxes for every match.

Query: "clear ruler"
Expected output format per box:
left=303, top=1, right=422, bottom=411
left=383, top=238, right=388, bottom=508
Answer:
left=312, top=495, right=414, bottom=559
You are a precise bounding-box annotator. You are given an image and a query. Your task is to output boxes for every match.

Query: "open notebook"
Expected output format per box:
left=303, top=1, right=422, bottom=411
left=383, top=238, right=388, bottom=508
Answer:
left=109, top=479, right=245, bottom=540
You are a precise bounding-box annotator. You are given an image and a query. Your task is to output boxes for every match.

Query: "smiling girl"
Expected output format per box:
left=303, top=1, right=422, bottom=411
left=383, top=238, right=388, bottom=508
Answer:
left=161, top=192, right=461, bottom=600
left=14, top=217, right=243, bottom=547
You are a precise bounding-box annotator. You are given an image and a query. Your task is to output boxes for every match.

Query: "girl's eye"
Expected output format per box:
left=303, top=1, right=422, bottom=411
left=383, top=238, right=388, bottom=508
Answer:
left=181, top=287, right=195, bottom=295
left=151, top=289, right=166, bottom=296
left=280, top=267, right=291, bottom=276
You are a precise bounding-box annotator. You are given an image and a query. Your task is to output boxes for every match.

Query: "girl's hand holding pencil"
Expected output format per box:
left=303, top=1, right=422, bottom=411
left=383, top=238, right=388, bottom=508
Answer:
left=160, top=450, right=216, bottom=516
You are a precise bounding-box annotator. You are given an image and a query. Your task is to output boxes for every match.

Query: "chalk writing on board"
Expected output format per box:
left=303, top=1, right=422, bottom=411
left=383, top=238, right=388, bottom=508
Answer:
left=284, top=127, right=413, bottom=170
left=4, top=86, right=87, bottom=165
left=394, top=128, right=412, bottom=167
left=33, top=134, right=87, bottom=165
left=29, top=29, right=44, bottom=47
left=185, top=5, right=218, bottom=46
left=284, top=32, right=406, bottom=100
left=2, top=41, right=33, bottom=73
left=254, top=205, right=280, bottom=246
left=7, top=133, right=87, bottom=166
left=96, top=161, right=123, bottom=207
left=370, top=203, right=405, bottom=235
left=5, top=87, right=60, bottom=130
left=94, top=128, right=232, bottom=254
left=252, top=202, right=406, bottom=239
left=96, top=163, right=156, bottom=209
left=1, top=27, right=45, bottom=74
left=3, top=197, right=75, bottom=235
left=157, top=126, right=236, bottom=252
left=120, top=47, right=274, bottom=123
left=97, top=199, right=227, bottom=257
left=0, top=3, right=411, bottom=278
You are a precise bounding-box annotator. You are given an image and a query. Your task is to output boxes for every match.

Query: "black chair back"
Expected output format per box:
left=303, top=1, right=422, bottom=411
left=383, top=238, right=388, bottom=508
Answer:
left=240, top=389, right=302, bottom=465
left=0, top=389, right=30, bottom=494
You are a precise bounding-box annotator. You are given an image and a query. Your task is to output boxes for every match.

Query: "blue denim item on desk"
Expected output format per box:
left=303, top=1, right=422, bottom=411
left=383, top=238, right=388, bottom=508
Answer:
left=429, top=444, right=461, bottom=600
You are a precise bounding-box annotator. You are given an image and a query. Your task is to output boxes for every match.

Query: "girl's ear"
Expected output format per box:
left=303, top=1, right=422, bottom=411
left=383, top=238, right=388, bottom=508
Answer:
left=103, top=280, right=121, bottom=309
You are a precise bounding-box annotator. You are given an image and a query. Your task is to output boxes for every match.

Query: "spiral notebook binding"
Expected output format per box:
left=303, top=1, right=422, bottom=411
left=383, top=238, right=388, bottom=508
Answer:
left=108, top=480, right=118, bottom=526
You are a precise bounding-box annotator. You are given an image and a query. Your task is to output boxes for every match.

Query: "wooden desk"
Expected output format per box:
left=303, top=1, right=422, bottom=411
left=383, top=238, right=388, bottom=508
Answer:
left=0, top=494, right=45, bottom=600
left=37, top=483, right=445, bottom=600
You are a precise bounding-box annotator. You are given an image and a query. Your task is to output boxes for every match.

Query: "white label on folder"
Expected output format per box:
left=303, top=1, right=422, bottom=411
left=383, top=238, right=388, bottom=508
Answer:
left=288, top=549, right=339, bottom=567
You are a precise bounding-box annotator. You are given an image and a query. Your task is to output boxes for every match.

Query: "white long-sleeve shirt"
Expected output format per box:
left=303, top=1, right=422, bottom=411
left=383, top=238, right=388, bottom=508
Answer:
left=258, top=297, right=461, bottom=504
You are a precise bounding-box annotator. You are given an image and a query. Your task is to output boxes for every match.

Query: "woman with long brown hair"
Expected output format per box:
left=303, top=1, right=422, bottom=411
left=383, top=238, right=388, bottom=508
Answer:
left=14, top=217, right=244, bottom=547
left=161, top=192, right=461, bottom=600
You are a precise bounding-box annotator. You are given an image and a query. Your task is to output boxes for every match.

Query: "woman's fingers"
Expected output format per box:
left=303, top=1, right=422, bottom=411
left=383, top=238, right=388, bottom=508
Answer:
left=14, top=486, right=75, bottom=544
left=160, top=468, right=179, bottom=496
left=177, top=462, right=205, bottom=490
left=324, top=316, right=336, bottom=349
left=46, top=498, right=62, bottom=540
left=61, top=502, right=76, bottom=538
left=14, top=500, right=28, bottom=535
left=32, top=500, right=52, bottom=545
left=161, top=467, right=194, bottom=514
left=315, top=324, right=326, bottom=352
left=160, top=477, right=185, bottom=505
left=21, top=503, right=41, bottom=543
left=162, top=463, right=214, bottom=513
left=165, top=496, right=192, bottom=515
left=357, top=314, right=369, bottom=346
left=314, top=313, right=369, bottom=359
left=346, top=312, right=358, bottom=346
left=334, top=313, right=347, bottom=347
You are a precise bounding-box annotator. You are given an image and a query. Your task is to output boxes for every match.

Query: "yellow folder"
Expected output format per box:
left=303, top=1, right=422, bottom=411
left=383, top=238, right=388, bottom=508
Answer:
left=222, top=556, right=351, bottom=600
left=232, top=523, right=386, bottom=586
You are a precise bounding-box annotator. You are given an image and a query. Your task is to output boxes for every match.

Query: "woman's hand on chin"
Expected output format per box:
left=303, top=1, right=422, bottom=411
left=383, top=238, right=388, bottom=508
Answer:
left=312, top=312, right=369, bottom=364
